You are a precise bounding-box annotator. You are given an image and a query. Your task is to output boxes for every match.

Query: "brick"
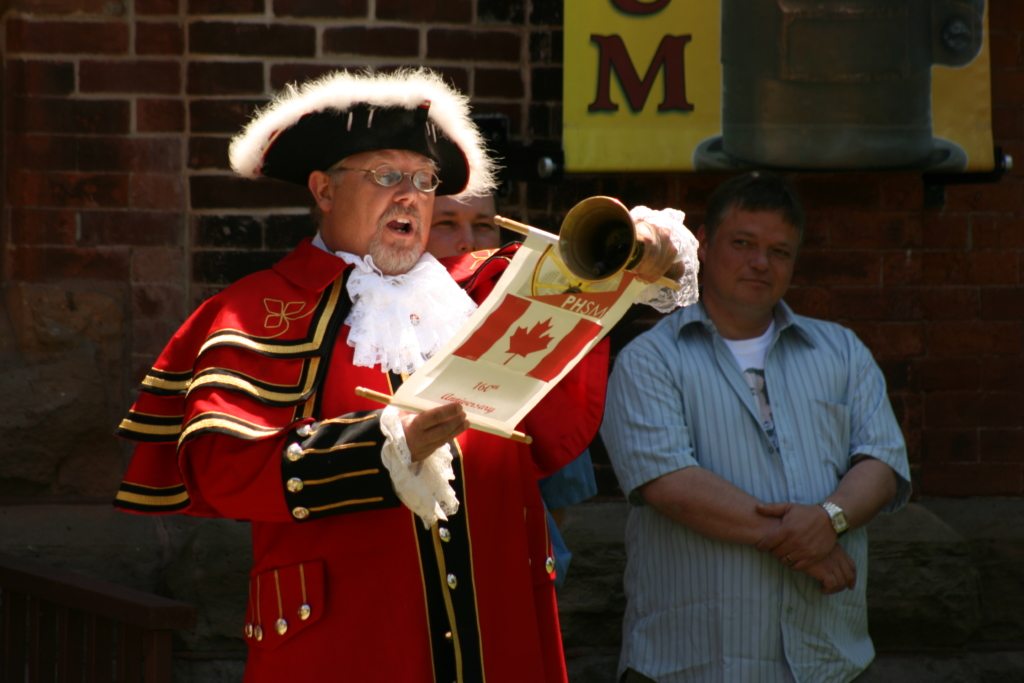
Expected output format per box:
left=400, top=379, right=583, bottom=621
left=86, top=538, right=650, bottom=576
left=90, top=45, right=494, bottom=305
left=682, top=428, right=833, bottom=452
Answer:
left=80, top=60, right=181, bottom=94
left=192, top=249, right=284, bottom=285
left=945, top=181, right=1023, bottom=212
left=968, top=250, right=1020, bottom=285
left=793, top=174, right=882, bottom=209
left=530, top=30, right=562, bottom=63
left=782, top=286, right=830, bottom=319
left=189, top=136, right=231, bottom=170
left=190, top=175, right=309, bottom=210
left=978, top=393, right=1024, bottom=429
left=830, top=288, right=923, bottom=321
left=990, top=66, right=1024, bottom=107
left=187, top=61, right=264, bottom=95
left=9, top=171, right=129, bottom=209
left=791, top=250, right=881, bottom=287
left=921, top=429, right=978, bottom=463
left=136, top=22, right=184, bottom=55
left=916, top=286, right=979, bottom=320
left=529, top=1, right=562, bottom=23
left=131, top=246, right=185, bottom=283
left=189, top=22, right=315, bottom=57
left=376, top=0, right=470, bottom=22
left=9, top=245, right=130, bottom=282
left=6, top=60, right=74, bottom=95
left=427, top=29, right=520, bottom=62
left=272, top=0, right=367, bottom=17
left=980, top=430, right=1024, bottom=463
left=881, top=251, right=922, bottom=285
left=6, top=134, right=78, bottom=171
left=990, top=105, right=1023, bottom=140
left=266, top=214, right=315, bottom=248
left=909, top=358, right=981, bottom=392
left=9, top=208, right=78, bottom=245
left=323, top=27, right=419, bottom=57
left=130, top=173, right=185, bottom=210
left=480, top=0, right=525, bottom=23
left=77, top=137, right=182, bottom=173
left=6, top=19, right=129, bottom=54
left=980, top=287, right=1024, bottom=320
left=189, top=0, right=264, bottom=13
left=920, top=214, right=969, bottom=249
left=878, top=172, right=924, bottom=210
left=133, top=283, right=187, bottom=321
left=851, top=322, right=925, bottom=358
left=7, top=97, right=130, bottom=134
left=924, top=391, right=989, bottom=429
left=919, top=463, right=1023, bottom=496
left=190, top=98, right=265, bottom=134
left=989, top=1, right=1024, bottom=38
left=80, top=211, right=183, bottom=246
left=925, top=321, right=1024, bottom=357
left=193, top=215, right=264, bottom=248
left=475, top=68, right=524, bottom=98
left=980, top=357, right=1024, bottom=391
left=137, top=98, right=186, bottom=132
left=530, top=66, right=562, bottom=101
left=827, top=211, right=922, bottom=250
left=136, top=0, right=180, bottom=14
left=7, top=0, right=124, bottom=14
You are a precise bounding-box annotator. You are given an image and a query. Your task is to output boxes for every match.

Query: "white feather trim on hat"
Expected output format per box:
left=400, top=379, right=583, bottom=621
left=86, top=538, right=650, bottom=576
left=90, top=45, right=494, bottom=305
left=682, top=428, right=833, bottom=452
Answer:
left=228, top=68, right=497, bottom=198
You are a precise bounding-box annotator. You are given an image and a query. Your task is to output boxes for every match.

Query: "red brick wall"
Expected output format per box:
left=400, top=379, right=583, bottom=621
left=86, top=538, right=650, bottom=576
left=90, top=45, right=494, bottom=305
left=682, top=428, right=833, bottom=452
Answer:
left=2, top=0, right=1022, bottom=498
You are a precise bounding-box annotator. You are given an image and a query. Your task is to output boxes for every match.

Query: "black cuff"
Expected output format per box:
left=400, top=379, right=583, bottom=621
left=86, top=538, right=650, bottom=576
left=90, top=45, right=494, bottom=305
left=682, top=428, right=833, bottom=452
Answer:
left=280, top=411, right=401, bottom=522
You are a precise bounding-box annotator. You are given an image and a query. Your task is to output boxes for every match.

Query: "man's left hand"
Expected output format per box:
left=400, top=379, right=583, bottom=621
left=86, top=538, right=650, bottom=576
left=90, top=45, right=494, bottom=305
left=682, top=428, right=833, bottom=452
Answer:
left=755, top=502, right=836, bottom=569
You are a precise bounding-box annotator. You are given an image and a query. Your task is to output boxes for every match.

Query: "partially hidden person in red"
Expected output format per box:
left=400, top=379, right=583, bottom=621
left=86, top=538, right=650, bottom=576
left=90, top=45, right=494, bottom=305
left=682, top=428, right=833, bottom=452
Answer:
left=112, top=68, right=621, bottom=683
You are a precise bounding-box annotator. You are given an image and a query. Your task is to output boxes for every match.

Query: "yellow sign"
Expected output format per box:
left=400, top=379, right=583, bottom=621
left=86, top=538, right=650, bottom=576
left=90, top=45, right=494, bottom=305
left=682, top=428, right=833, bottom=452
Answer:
left=564, top=0, right=995, bottom=173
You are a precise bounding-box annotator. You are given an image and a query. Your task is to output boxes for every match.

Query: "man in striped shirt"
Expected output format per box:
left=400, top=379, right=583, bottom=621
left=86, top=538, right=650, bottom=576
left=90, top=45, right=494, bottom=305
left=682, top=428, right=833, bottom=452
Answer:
left=601, top=171, right=911, bottom=682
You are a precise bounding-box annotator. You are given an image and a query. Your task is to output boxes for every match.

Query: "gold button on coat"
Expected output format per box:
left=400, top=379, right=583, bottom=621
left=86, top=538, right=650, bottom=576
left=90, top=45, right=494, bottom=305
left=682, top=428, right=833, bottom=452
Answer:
left=292, top=506, right=310, bottom=520
left=285, top=443, right=304, bottom=462
left=275, top=618, right=288, bottom=636
left=298, top=603, right=312, bottom=620
left=446, top=573, right=458, bottom=589
left=439, top=527, right=451, bottom=542
left=286, top=477, right=304, bottom=493
left=545, top=556, right=556, bottom=574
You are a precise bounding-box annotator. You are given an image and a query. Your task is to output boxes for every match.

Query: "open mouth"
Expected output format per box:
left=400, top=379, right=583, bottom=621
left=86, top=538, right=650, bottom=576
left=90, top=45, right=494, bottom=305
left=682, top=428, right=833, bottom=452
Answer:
left=387, top=217, right=414, bottom=235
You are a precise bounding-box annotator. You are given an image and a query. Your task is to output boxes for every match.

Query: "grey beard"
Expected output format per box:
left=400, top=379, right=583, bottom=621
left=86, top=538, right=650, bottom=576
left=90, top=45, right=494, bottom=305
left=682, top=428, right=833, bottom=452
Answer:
left=367, top=234, right=424, bottom=275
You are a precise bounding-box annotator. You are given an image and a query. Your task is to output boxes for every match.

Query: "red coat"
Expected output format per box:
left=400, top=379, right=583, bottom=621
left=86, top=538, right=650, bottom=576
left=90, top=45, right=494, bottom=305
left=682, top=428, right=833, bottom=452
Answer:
left=115, top=239, right=608, bottom=683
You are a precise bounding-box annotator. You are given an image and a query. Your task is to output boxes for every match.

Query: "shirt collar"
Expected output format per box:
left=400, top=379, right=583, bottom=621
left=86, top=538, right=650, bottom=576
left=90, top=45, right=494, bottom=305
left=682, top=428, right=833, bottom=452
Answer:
left=676, top=299, right=815, bottom=347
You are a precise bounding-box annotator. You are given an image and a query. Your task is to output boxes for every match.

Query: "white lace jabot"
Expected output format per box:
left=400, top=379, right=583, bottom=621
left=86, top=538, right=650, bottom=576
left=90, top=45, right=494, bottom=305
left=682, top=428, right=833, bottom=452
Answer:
left=312, top=234, right=478, bottom=374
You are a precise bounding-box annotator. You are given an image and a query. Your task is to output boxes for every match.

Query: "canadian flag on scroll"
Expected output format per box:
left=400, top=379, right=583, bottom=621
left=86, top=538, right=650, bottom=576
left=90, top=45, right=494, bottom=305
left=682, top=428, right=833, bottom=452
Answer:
left=385, top=227, right=653, bottom=441
left=452, top=295, right=601, bottom=382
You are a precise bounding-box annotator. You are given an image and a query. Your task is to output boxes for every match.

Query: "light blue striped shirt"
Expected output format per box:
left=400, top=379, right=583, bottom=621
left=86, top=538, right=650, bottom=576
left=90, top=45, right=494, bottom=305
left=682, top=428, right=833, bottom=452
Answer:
left=601, top=301, right=910, bottom=683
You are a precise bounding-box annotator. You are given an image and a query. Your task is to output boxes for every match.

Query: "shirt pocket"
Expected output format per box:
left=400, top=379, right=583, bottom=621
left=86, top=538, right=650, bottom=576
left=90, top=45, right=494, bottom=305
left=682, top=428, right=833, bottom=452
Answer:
left=809, top=398, right=851, bottom=471
left=243, top=559, right=324, bottom=651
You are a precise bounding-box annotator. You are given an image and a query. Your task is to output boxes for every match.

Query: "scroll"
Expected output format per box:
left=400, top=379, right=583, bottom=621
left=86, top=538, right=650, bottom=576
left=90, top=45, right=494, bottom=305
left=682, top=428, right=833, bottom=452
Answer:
left=357, top=220, right=655, bottom=442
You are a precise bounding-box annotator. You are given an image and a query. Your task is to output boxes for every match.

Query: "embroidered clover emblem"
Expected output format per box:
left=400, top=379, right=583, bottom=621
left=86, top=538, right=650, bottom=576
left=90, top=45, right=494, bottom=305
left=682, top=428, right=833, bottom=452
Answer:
left=263, top=298, right=312, bottom=338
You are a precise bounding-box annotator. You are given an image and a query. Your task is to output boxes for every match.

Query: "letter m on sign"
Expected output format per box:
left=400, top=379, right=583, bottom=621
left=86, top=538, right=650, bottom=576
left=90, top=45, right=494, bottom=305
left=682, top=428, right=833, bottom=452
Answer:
left=589, top=34, right=693, bottom=113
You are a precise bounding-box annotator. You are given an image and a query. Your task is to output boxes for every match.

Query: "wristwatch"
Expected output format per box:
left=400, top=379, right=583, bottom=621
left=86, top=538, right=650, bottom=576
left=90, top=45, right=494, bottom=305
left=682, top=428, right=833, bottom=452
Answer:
left=820, top=501, right=849, bottom=536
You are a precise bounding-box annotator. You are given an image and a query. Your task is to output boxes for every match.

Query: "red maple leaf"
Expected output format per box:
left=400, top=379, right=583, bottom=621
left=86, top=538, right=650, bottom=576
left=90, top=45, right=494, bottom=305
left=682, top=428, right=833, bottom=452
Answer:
left=504, top=318, right=554, bottom=365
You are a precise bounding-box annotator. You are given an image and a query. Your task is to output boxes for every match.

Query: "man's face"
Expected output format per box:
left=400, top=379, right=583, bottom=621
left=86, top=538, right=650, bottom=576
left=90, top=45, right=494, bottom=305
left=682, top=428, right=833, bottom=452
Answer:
left=309, top=149, right=436, bottom=275
left=697, top=206, right=800, bottom=332
left=427, top=194, right=499, bottom=259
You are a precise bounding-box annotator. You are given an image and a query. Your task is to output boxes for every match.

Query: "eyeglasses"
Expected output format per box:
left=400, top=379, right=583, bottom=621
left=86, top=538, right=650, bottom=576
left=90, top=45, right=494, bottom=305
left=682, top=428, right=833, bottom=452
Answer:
left=333, top=164, right=442, bottom=193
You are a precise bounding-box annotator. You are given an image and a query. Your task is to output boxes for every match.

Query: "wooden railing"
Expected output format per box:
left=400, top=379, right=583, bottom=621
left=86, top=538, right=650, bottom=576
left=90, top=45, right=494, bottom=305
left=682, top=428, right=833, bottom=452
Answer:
left=0, top=553, right=195, bottom=683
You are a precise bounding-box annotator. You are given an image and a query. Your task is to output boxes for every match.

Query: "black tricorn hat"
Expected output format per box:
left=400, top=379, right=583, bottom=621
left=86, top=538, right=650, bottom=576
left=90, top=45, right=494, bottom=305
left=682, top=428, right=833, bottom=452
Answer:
left=228, top=69, right=497, bottom=197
